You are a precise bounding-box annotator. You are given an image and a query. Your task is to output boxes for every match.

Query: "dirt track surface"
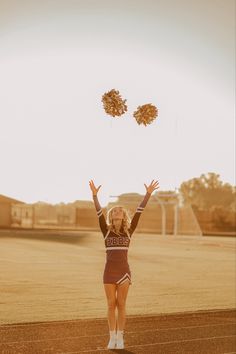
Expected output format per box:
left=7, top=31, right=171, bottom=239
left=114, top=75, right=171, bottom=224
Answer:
left=1, top=309, right=236, bottom=353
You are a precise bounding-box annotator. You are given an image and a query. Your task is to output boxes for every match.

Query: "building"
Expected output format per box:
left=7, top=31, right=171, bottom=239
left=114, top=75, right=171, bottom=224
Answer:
left=0, top=194, right=25, bottom=228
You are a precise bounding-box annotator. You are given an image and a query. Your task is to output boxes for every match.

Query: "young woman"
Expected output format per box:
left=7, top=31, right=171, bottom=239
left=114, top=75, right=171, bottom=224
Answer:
left=89, top=179, right=159, bottom=349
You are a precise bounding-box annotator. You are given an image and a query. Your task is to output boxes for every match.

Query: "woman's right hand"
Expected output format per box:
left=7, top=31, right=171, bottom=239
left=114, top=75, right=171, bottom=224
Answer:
left=89, top=180, right=101, bottom=196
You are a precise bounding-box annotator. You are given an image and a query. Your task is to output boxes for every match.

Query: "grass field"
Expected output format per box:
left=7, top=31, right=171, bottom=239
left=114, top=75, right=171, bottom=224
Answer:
left=0, top=230, right=235, bottom=325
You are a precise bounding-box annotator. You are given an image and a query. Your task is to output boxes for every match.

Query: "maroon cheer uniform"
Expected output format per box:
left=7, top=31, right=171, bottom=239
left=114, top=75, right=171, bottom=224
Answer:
left=92, top=192, right=151, bottom=285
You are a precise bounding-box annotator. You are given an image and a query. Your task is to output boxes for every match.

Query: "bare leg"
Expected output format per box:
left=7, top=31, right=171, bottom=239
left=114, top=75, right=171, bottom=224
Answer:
left=116, top=280, right=130, bottom=330
left=104, top=284, right=117, bottom=331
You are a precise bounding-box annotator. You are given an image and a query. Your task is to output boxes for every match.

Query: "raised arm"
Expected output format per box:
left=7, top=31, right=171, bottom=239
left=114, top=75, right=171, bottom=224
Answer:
left=89, top=180, right=108, bottom=237
left=129, top=180, right=159, bottom=236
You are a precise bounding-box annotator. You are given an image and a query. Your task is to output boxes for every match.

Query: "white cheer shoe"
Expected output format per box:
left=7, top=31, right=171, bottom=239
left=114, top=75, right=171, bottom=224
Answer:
left=116, top=330, right=125, bottom=349
left=116, top=337, right=124, bottom=349
left=107, top=334, right=117, bottom=349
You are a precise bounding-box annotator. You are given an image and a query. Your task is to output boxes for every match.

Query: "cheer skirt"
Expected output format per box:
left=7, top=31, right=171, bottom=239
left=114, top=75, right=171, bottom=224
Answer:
left=103, top=261, right=132, bottom=285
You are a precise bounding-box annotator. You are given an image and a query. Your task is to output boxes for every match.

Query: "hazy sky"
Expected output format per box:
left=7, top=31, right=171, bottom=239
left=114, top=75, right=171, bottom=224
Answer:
left=0, top=0, right=235, bottom=206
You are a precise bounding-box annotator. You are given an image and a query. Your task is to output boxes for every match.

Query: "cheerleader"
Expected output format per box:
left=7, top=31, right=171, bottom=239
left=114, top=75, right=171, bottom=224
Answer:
left=89, top=179, right=159, bottom=349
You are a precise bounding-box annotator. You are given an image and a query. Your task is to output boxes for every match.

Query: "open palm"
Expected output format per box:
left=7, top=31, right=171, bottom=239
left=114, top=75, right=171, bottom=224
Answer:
left=89, top=180, right=101, bottom=196
left=144, top=180, right=159, bottom=194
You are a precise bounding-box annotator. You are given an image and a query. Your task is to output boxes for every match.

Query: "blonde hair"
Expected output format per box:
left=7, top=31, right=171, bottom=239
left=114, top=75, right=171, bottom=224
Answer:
left=106, top=205, right=131, bottom=235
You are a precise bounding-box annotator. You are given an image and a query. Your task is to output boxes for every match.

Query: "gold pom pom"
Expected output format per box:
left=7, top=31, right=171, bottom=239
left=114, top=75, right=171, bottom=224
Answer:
left=133, top=104, right=158, bottom=126
left=102, top=89, right=127, bottom=117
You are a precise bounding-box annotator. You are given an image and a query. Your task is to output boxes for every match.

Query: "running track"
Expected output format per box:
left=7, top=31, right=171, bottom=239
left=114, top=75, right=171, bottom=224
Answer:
left=0, top=309, right=235, bottom=353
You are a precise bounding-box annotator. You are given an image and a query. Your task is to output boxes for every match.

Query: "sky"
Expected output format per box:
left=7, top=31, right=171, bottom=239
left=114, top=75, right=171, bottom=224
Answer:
left=0, top=0, right=235, bottom=206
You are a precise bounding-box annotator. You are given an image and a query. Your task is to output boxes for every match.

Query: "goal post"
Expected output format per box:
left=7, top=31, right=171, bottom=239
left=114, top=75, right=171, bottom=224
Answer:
left=108, top=193, right=203, bottom=237
left=153, top=193, right=203, bottom=236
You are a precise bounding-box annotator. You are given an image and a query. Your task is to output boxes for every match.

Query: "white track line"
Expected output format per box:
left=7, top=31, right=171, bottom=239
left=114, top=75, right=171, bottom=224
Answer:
left=64, top=335, right=236, bottom=353
left=0, top=319, right=106, bottom=327
left=1, top=322, right=236, bottom=344
left=2, top=332, right=236, bottom=347
left=1, top=320, right=235, bottom=331
left=118, top=322, right=236, bottom=334
left=1, top=309, right=235, bottom=328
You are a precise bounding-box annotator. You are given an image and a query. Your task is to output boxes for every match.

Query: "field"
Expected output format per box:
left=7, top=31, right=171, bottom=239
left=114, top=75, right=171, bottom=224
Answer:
left=0, top=229, right=235, bottom=325
left=0, top=231, right=236, bottom=354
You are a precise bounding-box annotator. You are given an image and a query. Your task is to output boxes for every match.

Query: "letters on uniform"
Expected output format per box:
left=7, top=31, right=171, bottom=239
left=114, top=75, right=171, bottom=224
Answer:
left=106, top=236, right=129, bottom=247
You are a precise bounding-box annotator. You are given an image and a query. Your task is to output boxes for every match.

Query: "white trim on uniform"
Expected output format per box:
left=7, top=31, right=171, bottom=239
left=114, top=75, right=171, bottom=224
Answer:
left=97, top=209, right=103, bottom=217
left=104, top=230, right=110, bottom=240
left=116, top=272, right=131, bottom=284
left=119, top=277, right=131, bottom=285
left=105, top=246, right=129, bottom=250
left=136, top=207, right=144, bottom=213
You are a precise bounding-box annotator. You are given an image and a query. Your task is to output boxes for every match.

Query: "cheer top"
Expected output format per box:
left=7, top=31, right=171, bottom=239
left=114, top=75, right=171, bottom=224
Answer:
left=92, top=192, right=151, bottom=263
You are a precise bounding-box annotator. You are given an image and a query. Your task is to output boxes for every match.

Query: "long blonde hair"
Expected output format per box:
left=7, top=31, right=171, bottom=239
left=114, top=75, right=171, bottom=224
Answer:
left=106, top=205, right=131, bottom=235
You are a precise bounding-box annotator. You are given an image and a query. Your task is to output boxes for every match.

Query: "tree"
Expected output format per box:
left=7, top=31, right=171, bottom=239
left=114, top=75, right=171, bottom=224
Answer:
left=179, top=172, right=236, bottom=211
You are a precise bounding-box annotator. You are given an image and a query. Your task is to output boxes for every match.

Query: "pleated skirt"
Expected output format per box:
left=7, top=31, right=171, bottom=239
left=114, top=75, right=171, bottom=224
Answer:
left=103, top=261, right=132, bottom=285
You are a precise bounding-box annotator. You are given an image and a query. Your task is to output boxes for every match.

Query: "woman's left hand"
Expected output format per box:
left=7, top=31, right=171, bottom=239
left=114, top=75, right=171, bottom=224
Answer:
left=144, top=180, right=159, bottom=194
